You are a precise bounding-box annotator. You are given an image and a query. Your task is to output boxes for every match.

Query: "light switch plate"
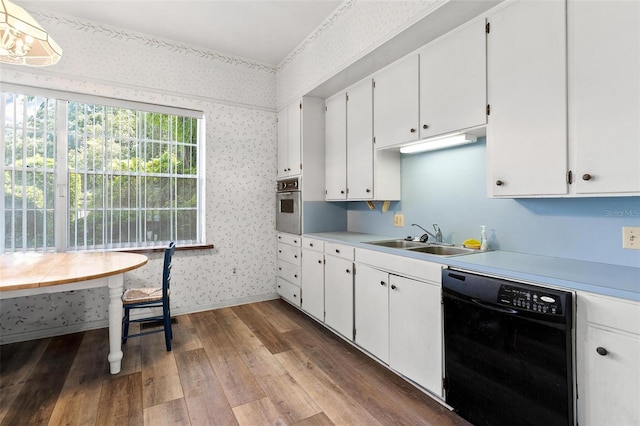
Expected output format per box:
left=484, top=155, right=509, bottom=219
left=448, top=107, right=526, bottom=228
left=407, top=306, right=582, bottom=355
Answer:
left=622, top=226, right=640, bottom=249
left=394, top=213, right=405, bottom=227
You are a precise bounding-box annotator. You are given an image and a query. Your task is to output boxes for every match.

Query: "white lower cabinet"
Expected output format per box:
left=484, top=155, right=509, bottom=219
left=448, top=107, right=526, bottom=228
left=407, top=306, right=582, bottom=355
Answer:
left=355, top=250, right=444, bottom=397
left=276, top=232, right=302, bottom=308
left=355, top=265, right=390, bottom=363
left=324, top=253, right=354, bottom=339
left=389, top=274, right=442, bottom=396
left=301, top=237, right=325, bottom=322
left=576, top=292, right=640, bottom=425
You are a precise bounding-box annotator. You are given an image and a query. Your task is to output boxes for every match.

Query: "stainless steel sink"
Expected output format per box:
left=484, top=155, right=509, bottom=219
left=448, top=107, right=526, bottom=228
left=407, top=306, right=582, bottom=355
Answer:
left=365, top=239, right=427, bottom=249
left=365, top=239, right=477, bottom=256
left=408, top=245, right=476, bottom=256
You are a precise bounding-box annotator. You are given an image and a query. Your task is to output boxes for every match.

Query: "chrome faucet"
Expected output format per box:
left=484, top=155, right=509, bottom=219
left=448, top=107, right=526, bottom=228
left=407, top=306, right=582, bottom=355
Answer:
left=412, top=223, right=443, bottom=243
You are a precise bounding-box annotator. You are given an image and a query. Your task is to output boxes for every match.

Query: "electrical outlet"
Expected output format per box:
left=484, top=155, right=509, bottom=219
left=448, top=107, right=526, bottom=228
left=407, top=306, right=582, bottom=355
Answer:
left=622, top=226, right=640, bottom=249
left=394, top=213, right=405, bottom=227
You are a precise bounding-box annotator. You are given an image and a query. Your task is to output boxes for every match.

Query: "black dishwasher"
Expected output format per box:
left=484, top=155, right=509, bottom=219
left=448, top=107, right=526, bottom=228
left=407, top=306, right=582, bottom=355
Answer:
left=442, top=269, right=574, bottom=426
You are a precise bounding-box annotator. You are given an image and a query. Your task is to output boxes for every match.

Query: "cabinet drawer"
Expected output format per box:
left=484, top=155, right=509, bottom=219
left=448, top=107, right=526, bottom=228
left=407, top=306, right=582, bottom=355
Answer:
left=277, top=276, right=301, bottom=308
left=277, top=242, right=301, bottom=266
left=580, top=293, right=640, bottom=335
left=325, top=242, right=354, bottom=261
left=277, top=232, right=302, bottom=247
left=356, top=248, right=443, bottom=283
left=302, top=236, right=324, bottom=252
left=277, top=260, right=301, bottom=287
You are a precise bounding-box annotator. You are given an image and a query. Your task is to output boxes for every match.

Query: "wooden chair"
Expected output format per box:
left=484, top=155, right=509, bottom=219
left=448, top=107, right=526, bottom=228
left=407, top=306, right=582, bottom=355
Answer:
left=122, top=242, right=176, bottom=351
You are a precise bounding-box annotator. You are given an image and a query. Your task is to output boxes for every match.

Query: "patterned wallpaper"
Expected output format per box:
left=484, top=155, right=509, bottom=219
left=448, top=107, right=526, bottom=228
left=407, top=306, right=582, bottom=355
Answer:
left=276, top=0, right=441, bottom=109
left=0, top=13, right=278, bottom=343
left=0, top=1, right=447, bottom=343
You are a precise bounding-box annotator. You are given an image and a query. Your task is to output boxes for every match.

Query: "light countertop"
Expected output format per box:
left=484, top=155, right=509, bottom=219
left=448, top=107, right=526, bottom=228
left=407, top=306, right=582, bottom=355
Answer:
left=305, top=232, right=640, bottom=301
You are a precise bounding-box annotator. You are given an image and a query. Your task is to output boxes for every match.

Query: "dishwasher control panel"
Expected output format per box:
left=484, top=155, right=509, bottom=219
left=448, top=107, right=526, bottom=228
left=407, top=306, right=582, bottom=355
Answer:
left=498, top=285, right=563, bottom=315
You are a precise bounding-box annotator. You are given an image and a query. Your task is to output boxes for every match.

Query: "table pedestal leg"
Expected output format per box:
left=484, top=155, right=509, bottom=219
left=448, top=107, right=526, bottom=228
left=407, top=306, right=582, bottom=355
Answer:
left=107, top=274, right=124, bottom=374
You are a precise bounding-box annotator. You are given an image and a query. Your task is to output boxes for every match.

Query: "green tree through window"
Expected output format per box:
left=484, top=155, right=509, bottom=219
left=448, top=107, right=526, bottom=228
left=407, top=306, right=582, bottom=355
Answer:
left=2, top=91, right=203, bottom=252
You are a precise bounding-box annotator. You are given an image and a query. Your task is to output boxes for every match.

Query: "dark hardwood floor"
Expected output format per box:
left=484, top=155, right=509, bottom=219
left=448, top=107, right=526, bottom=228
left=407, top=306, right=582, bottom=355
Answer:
left=0, top=299, right=469, bottom=425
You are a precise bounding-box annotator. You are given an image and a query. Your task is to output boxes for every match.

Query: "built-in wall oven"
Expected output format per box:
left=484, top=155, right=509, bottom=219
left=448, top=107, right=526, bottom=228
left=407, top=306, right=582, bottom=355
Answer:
left=276, top=177, right=301, bottom=235
left=442, top=268, right=575, bottom=426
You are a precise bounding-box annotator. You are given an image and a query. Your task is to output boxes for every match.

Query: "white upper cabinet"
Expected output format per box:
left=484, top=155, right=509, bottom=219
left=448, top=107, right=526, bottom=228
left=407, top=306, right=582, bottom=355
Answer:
left=486, top=0, right=568, bottom=197
left=325, top=93, right=347, bottom=200
left=569, top=0, right=640, bottom=195
left=419, top=19, right=487, bottom=139
left=373, top=54, right=420, bottom=149
left=325, top=79, right=400, bottom=201
left=346, top=79, right=375, bottom=199
left=277, top=101, right=302, bottom=178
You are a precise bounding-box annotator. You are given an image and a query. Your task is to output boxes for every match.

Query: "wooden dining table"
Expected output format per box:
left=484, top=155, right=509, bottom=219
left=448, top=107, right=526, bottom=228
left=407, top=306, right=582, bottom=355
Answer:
left=0, top=251, right=148, bottom=374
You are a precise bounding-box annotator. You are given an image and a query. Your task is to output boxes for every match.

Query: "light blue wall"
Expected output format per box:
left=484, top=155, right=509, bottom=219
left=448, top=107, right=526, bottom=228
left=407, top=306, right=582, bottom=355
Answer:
left=347, top=138, right=640, bottom=268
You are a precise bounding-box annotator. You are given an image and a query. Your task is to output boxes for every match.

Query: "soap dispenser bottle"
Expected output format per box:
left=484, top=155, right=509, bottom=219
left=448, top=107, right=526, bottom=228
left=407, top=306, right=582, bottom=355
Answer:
left=480, top=225, right=488, bottom=251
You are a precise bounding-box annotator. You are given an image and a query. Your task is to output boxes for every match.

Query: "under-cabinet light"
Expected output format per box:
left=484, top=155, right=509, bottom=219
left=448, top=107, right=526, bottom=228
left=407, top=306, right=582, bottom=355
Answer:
left=399, top=133, right=477, bottom=154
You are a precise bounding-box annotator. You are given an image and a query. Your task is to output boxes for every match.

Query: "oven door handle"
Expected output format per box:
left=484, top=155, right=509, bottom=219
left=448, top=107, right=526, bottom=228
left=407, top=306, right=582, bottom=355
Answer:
left=278, top=192, right=294, bottom=196
left=471, top=298, right=518, bottom=314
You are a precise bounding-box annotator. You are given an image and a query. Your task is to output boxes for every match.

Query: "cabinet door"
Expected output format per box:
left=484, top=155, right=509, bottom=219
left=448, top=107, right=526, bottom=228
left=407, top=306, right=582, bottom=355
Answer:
left=347, top=78, right=375, bottom=200
left=301, top=249, right=325, bottom=322
left=277, top=107, right=289, bottom=178
left=570, top=1, right=640, bottom=195
left=287, top=101, right=302, bottom=176
left=584, top=326, right=640, bottom=425
left=487, top=0, right=568, bottom=197
left=389, top=275, right=442, bottom=396
left=354, top=264, right=389, bottom=363
left=325, top=93, right=347, bottom=200
left=373, top=54, right=419, bottom=149
left=420, top=19, right=486, bottom=139
left=324, top=255, right=354, bottom=339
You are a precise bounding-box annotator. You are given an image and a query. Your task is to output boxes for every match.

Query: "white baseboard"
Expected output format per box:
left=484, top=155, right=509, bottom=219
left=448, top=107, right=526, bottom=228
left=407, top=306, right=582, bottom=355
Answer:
left=0, top=292, right=279, bottom=345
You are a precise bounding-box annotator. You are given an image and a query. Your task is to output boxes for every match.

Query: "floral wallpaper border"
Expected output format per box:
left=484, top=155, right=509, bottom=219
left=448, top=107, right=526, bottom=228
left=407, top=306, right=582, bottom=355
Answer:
left=31, top=0, right=355, bottom=73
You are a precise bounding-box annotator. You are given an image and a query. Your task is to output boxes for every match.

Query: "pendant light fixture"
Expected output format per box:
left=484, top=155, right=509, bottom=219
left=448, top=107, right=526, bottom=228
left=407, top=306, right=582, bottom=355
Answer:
left=0, top=0, right=62, bottom=66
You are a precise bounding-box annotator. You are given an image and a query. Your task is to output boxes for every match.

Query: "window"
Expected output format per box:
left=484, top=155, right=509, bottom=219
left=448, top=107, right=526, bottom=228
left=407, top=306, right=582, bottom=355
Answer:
left=2, top=88, right=204, bottom=252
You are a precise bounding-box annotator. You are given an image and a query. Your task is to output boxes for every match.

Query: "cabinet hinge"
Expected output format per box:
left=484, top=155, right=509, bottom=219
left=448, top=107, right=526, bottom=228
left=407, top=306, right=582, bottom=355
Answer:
left=373, top=136, right=376, bottom=144
left=566, top=170, right=573, bottom=184
left=299, top=102, right=302, bottom=110
left=372, top=79, right=376, bottom=89
left=325, top=189, right=328, bottom=195
left=352, top=264, right=356, bottom=275
left=353, top=328, right=356, bottom=339
left=325, top=105, right=327, bottom=112
left=486, top=104, right=491, bottom=116
left=486, top=22, right=490, bottom=34
left=300, top=163, right=302, bottom=170
left=346, top=94, right=349, bottom=102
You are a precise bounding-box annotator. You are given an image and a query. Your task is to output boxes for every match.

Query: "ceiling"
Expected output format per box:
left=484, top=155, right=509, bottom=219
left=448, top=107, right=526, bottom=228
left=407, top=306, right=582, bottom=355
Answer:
left=17, top=0, right=343, bottom=65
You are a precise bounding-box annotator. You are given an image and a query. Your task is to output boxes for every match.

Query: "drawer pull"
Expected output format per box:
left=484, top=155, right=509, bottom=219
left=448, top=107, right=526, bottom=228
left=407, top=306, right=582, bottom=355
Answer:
left=391, top=284, right=397, bottom=290
left=380, top=281, right=386, bottom=286
left=346, top=269, right=351, bottom=274
left=582, top=173, right=592, bottom=181
left=596, top=347, right=608, bottom=356
left=496, top=180, right=504, bottom=186
left=294, top=274, right=298, bottom=278
left=310, top=243, right=314, bottom=247
left=335, top=249, right=340, bottom=254
left=317, top=260, right=322, bottom=264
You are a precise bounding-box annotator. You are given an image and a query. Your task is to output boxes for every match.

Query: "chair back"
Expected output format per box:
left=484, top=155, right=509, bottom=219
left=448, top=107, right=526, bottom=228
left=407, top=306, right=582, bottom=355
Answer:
left=162, top=242, right=176, bottom=298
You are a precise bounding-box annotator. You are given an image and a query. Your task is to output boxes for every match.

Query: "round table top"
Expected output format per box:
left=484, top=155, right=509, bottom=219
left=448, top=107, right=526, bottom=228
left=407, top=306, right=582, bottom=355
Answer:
left=0, top=252, right=148, bottom=292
